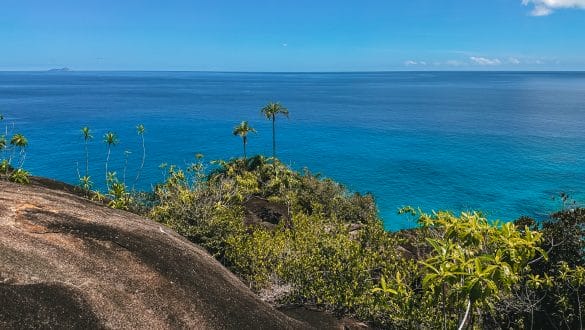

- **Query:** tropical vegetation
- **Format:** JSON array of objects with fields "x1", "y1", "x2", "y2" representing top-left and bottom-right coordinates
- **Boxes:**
[
  {"x1": 1, "y1": 105, "x2": 583, "y2": 329},
  {"x1": 0, "y1": 114, "x2": 30, "y2": 184},
  {"x1": 145, "y1": 155, "x2": 583, "y2": 329}
]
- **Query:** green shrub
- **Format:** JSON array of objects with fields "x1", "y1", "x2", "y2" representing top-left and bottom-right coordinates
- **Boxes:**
[
  {"x1": 9, "y1": 168, "x2": 30, "y2": 184},
  {"x1": 146, "y1": 157, "x2": 582, "y2": 329}
]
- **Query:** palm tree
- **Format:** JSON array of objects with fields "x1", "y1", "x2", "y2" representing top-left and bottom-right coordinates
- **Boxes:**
[
  {"x1": 81, "y1": 126, "x2": 93, "y2": 178},
  {"x1": 10, "y1": 133, "x2": 28, "y2": 169},
  {"x1": 134, "y1": 124, "x2": 146, "y2": 188},
  {"x1": 232, "y1": 121, "x2": 256, "y2": 161},
  {"x1": 103, "y1": 131, "x2": 118, "y2": 187},
  {"x1": 260, "y1": 102, "x2": 289, "y2": 161}
]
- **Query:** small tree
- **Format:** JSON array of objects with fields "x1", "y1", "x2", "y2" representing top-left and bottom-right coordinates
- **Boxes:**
[
  {"x1": 81, "y1": 126, "x2": 93, "y2": 178},
  {"x1": 134, "y1": 124, "x2": 146, "y2": 189},
  {"x1": 103, "y1": 131, "x2": 118, "y2": 188},
  {"x1": 10, "y1": 133, "x2": 28, "y2": 169},
  {"x1": 232, "y1": 121, "x2": 256, "y2": 161}
]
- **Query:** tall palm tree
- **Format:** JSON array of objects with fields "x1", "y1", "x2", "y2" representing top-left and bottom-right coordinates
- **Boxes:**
[
  {"x1": 10, "y1": 133, "x2": 28, "y2": 169},
  {"x1": 81, "y1": 126, "x2": 93, "y2": 178},
  {"x1": 260, "y1": 102, "x2": 289, "y2": 161},
  {"x1": 232, "y1": 121, "x2": 256, "y2": 161},
  {"x1": 103, "y1": 131, "x2": 118, "y2": 186},
  {"x1": 134, "y1": 124, "x2": 146, "y2": 188}
]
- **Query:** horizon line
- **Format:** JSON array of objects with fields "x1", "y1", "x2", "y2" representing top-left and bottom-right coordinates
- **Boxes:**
[{"x1": 1, "y1": 69, "x2": 584, "y2": 74}]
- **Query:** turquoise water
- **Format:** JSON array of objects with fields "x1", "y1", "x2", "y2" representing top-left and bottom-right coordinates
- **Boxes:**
[{"x1": 1, "y1": 71, "x2": 584, "y2": 229}]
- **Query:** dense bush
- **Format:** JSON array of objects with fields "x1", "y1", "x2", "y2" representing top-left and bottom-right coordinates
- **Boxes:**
[
  {"x1": 144, "y1": 156, "x2": 582, "y2": 329},
  {"x1": 488, "y1": 208, "x2": 585, "y2": 329},
  {"x1": 149, "y1": 156, "x2": 405, "y2": 323}
]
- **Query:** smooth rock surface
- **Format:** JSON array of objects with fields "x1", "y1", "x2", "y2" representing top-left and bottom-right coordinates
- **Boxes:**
[{"x1": 0, "y1": 179, "x2": 308, "y2": 329}]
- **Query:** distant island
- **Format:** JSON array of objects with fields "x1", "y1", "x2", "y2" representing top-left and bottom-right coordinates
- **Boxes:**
[{"x1": 47, "y1": 67, "x2": 71, "y2": 72}]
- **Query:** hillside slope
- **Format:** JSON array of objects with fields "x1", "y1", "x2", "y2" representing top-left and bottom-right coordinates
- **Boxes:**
[{"x1": 0, "y1": 179, "x2": 308, "y2": 329}]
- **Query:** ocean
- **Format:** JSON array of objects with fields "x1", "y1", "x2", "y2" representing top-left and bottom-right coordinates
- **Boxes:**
[{"x1": 1, "y1": 71, "x2": 584, "y2": 229}]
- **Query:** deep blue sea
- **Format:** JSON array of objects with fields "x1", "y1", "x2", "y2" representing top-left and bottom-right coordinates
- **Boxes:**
[{"x1": 1, "y1": 71, "x2": 584, "y2": 229}]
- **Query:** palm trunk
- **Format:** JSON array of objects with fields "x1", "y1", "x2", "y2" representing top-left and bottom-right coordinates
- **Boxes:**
[
  {"x1": 123, "y1": 153, "x2": 129, "y2": 186},
  {"x1": 243, "y1": 136, "x2": 247, "y2": 161},
  {"x1": 272, "y1": 116, "x2": 276, "y2": 160},
  {"x1": 85, "y1": 141, "x2": 89, "y2": 178},
  {"x1": 105, "y1": 147, "x2": 111, "y2": 188},
  {"x1": 272, "y1": 116, "x2": 277, "y2": 176},
  {"x1": 134, "y1": 135, "x2": 145, "y2": 189},
  {"x1": 19, "y1": 148, "x2": 25, "y2": 169},
  {"x1": 9, "y1": 145, "x2": 15, "y2": 167}
]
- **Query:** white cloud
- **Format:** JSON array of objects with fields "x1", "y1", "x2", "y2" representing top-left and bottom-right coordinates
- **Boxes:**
[
  {"x1": 470, "y1": 56, "x2": 502, "y2": 66},
  {"x1": 522, "y1": 0, "x2": 585, "y2": 16},
  {"x1": 531, "y1": 5, "x2": 554, "y2": 15},
  {"x1": 404, "y1": 60, "x2": 427, "y2": 66},
  {"x1": 508, "y1": 57, "x2": 521, "y2": 64}
]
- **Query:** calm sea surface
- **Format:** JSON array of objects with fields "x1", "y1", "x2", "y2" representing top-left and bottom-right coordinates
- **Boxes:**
[{"x1": 1, "y1": 71, "x2": 584, "y2": 229}]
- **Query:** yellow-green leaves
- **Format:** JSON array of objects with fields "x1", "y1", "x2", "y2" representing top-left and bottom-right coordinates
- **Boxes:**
[{"x1": 409, "y1": 211, "x2": 546, "y2": 328}]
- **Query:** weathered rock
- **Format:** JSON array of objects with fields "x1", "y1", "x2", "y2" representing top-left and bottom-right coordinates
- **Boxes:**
[
  {"x1": 243, "y1": 196, "x2": 290, "y2": 229},
  {"x1": 0, "y1": 179, "x2": 309, "y2": 329}
]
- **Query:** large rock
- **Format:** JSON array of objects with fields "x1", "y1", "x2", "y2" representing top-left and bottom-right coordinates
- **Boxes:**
[{"x1": 0, "y1": 179, "x2": 308, "y2": 329}]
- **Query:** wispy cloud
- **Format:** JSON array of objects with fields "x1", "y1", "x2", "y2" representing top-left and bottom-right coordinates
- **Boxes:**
[
  {"x1": 522, "y1": 0, "x2": 585, "y2": 16},
  {"x1": 469, "y1": 56, "x2": 502, "y2": 66},
  {"x1": 403, "y1": 56, "x2": 546, "y2": 68},
  {"x1": 508, "y1": 57, "x2": 521, "y2": 64},
  {"x1": 404, "y1": 60, "x2": 426, "y2": 66}
]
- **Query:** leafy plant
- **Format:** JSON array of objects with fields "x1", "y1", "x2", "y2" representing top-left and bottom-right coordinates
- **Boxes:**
[
  {"x1": 10, "y1": 133, "x2": 28, "y2": 169},
  {"x1": 9, "y1": 168, "x2": 30, "y2": 184},
  {"x1": 79, "y1": 175, "x2": 93, "y2": 192},
  {"x1": 106, "y1": 171, "x2": 132, "y2": 210}
]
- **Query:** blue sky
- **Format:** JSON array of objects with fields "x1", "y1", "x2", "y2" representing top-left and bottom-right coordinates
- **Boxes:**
[{"x1": 1, "y1": 0, "x2": 584, "y2": 71}]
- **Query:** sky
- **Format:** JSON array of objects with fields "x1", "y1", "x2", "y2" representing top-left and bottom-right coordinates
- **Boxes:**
[{"x1": 1, "y1": 0, "x2": 584, "y2": 71}]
